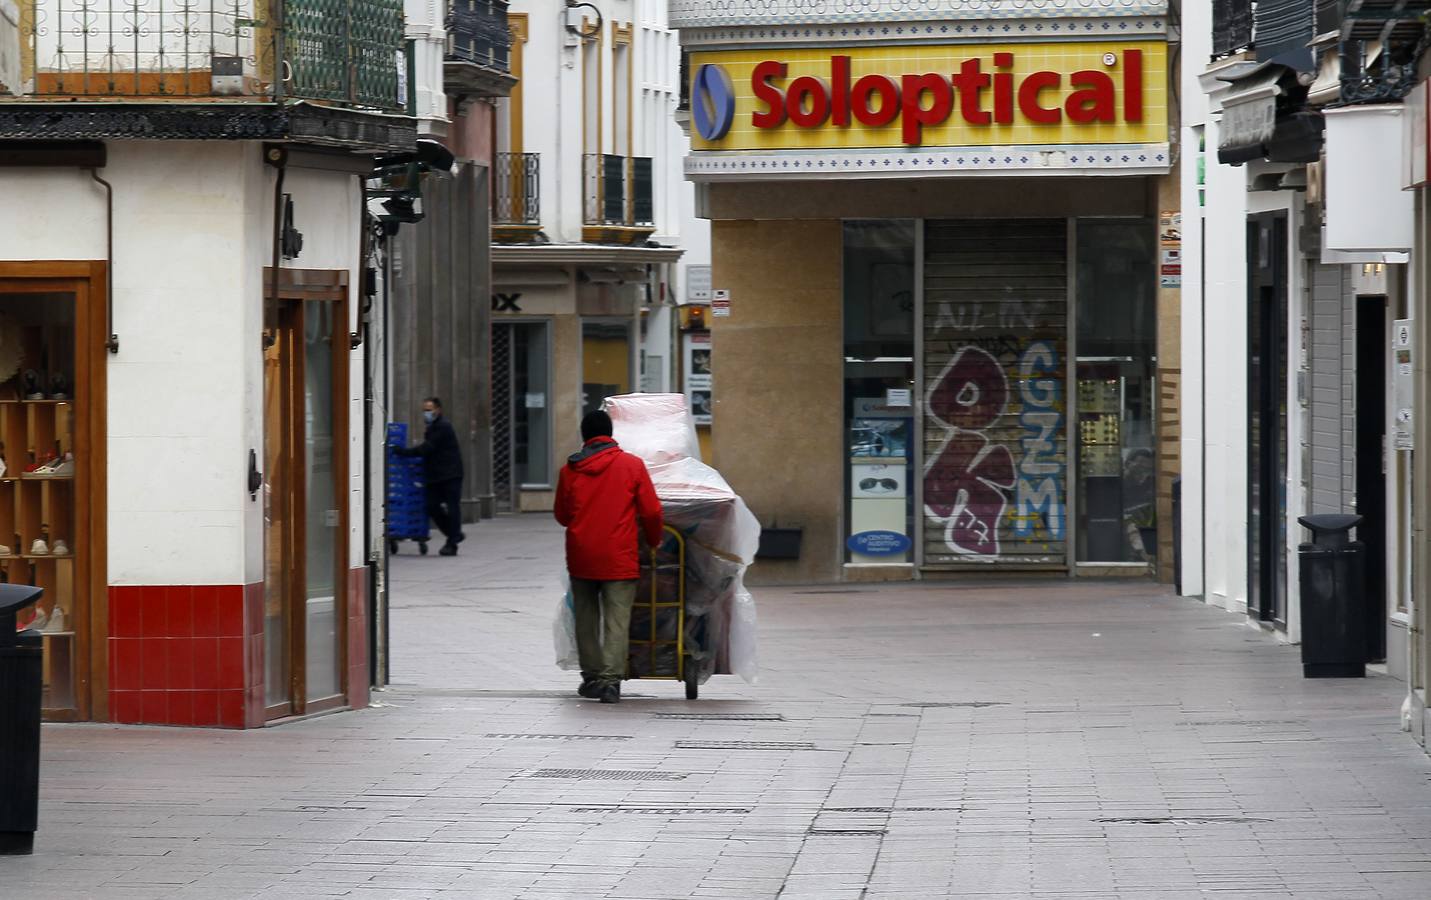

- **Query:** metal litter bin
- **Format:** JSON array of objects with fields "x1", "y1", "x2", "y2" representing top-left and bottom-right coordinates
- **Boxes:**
[
  {"x1": 1297, "y1": 514, "x2": 1365, "y2": 678},
  {"x1": 0, "y1": 584, "x2": 45, "y2": 855}
]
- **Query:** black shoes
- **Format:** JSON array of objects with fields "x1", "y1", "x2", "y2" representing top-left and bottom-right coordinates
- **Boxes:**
[
  {"x1": 577, "y1": 679, "x2": 599, "y2": 699},
  {"x1": 599, "y1": 683, "x2": 621, "y2": 704},
  {"x1": 439, "y1": 543, "x2": 457, "y2": 556}
]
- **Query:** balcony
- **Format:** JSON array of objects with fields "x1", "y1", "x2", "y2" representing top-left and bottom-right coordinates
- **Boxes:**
[
  {"x1": 2, "y1": 0, "x2": 404, "y2": 106},
  {"x1": 582, "y1": 153, "x2": 653, "y2": 243},
  {"x1": 445, "y1": 0, "x2": 515, "y2": 98},
  {"x1": 1212, "y1": 0, "x2": 1254, "y2": 59},
  {"x1": 492, "y1": 151, "x2": 539, "y2": 242}
]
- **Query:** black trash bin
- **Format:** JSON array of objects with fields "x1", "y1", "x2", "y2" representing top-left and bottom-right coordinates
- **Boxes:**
[
  {"x1": 0, "y1": 584, "x2": 45, "y2": 855},
  {"x1": 1297, "y1": 514, "x2": 1365, "y2": 678}
]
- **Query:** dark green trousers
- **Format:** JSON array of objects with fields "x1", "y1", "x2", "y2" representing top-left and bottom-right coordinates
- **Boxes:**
[{"x1": 571, "y1": 578, "x2": 637, "y2": 687}]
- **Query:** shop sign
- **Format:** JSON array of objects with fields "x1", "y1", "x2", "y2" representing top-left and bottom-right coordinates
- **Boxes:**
[
  {"x1": 690, "y1": 41, "x2": 1167, "y2": 152},
  {"x1": 1394, "y1": 318, "x2": 1414, "y2": 451},
  {"x1": 686, "y1": 264, "x2": 712, "y2": 303},
  {"x1": 711, "y1": 289, "x2": 731, "y2": 317},
  {"x1": 847, "y1": 530, "x2": 913, "y2": 557}
]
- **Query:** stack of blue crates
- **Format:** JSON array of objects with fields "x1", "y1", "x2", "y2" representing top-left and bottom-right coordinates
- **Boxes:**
[{"x1": 385, "y1": 422, "x2": 428, "y2": 542}]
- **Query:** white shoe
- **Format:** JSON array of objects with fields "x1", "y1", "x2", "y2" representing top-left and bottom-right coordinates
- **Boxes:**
[
  {"x1": 0, "y1": 458, "x2": 6, "y2": 478},
  {"x1": 0, "y1": 544, "x2": 9, "y2": 558},
  {"x1": 52, "y1": 540, "x2": 69, "y2": 556},
  {"x1": 28, "y1": 608, "x2": 48, "y2": 630},
  {"x1": 29, "y1": 539, "x2": 48, "y2": 556},
  {"x1": 34, "y1": 454, "x2": 73, "y2": 478},
  {"x1": 43, "y1": 607, "x2": 66, "y2": 633}
]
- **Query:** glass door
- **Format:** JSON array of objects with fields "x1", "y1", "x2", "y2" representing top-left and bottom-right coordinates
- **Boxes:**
[{"x1": 264, "y1": 289, "x2": 348, "y2": 718}]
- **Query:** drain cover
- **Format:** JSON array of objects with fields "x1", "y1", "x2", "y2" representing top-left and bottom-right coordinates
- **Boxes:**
[
  {"x1": 423, "y1": 689, "x2": 654, "y2": 699},
  {"x1": 899, "y1": 701, "x2": 1007, "y2": 709},
  {"x1": 808, "y1": 828, "x2": 887, "y2": 836},
  {"x1": 570, "y1": 806, "x2": 751, "y2": 815},
  {"x1": 1179, "y1": 719, "x2": 1303, "y2": 727},
  {"x1": 824, "y1": 806, "x2": 958, "y2": 813},
  {"x1": 674, "y1": 740, "x2": 816, "y2": 751},
  {"x1": 654, "y1": 712, "x2": 785, "y2": 721},
  {"x1": 515, "y1": 768, "x2": 687, "y2": 782},
  {"x1": 1097, "y1": 816, "x2": 1272, "y2": 825},
  {"x1": 485, "y1": 733, "x2": 632, "y2": 741}
]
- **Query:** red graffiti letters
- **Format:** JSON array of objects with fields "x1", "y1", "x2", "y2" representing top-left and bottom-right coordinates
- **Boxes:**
[{"x1": 924, "y1": 348, "x2": 1015, "y2": 558}]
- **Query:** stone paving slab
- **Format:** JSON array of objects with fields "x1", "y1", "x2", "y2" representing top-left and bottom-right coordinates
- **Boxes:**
[{"x1": 2, "y1": 514, "x2": 1431, "y2": 898}]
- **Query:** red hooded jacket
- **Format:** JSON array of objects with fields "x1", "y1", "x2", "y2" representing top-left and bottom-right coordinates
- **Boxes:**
[{"x1": 554, "y1": 438, "x2": 664, "y2": 581}]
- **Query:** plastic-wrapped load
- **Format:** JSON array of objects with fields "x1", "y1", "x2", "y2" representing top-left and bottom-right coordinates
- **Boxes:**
[{"x1": 553, "y1": 393, "x2": 759, "y2": 684}]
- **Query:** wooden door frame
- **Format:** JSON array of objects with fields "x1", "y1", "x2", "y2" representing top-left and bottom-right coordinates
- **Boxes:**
[
  {"x1": 0, "y1": 261, "x2": 108, "y2": 723},
  {"x1": 263, "y1": 268, "x2": 350, "y2": 719}
]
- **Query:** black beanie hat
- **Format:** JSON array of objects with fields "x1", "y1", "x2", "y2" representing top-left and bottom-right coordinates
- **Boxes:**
[{"x1": 581, "y1": 410, "x2": 614, "y2": 442}]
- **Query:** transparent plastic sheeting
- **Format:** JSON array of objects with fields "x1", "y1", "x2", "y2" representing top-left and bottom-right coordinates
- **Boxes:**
[{"x1": 554, "y1": 393, "x2": 760, "y2": 684}]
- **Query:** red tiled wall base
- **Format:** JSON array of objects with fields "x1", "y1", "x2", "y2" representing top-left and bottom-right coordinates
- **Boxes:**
[
  {"x1": 108, "y1": 584, "x2": 263, "y2": 729},
  {"x1": 109, "y1": 572, "x2": 369, "y2": 728}
]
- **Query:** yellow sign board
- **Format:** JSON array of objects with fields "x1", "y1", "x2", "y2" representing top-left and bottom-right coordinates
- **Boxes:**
[{"x1": 689, "y1": 41, "x2": 1168, "y2": 152}]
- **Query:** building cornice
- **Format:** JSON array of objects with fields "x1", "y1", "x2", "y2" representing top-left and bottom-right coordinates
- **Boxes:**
[
  {"x1": 492, "y1": 243, "x2": 685, "y2": 265},
  {"x1": 0, "y1": 101, "x2": 418, "y2": 151},
  {"x1": 669, "y1": 0, "x2": 1169, "y2": 31}
]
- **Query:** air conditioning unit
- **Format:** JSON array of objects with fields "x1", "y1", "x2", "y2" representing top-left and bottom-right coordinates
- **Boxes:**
[{"x1": 210, "y1": 55, "x2": 254, "y2": 96}]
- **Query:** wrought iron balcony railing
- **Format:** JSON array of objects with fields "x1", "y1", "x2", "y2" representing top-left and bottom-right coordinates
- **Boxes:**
[
  {"x1": 1338, "y1": 0, "x2": 1431, "y2": 105},
  {"x1": 494, "y1": 151, "x2": 538, "y2": 226},
  {"x1": 583, "y1": 153, "x2": 654, "y2": 228},
  {"x1": 5, "y1": 0, "x2": 405, "y2": 109},
  {"x1": 1212, "y1": 0, "x2": 1254, "y2": 59},
  {"x1": 447, "y1": 0, "x2": 509, "y2": 73}
]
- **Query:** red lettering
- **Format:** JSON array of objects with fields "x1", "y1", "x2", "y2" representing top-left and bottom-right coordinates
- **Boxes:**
[
  {"x1": 852, "y1": 74, "x2": 901, "y2": 127},
  {"x1": 831, "y1": 55, "x2": 851, "y2": 126},
  {"x1": 1065, "y1": 70, "x2": 1116, "y2": 123},
  {"x1": 1124, "y1": 49, "x2": 1143, "y2": 121},
  {"x1": 1016, "y1": 71, "x2": 1062, "y2": 124},
  {"x1": 786, "y1": 76, "x2": 831, "y2": 127},
  {"x1": 951, "y1": 58, "x2": 991, "y2": 126},
  {"x1": 900, "y1": 73, "x2": 953, "y2": 145},
  {"x1": 992, "y1": 52, "x2": 1015, "y2": 124},
  {"x1": 751, "y1": 60, "x2": 787, "y2": 128}
]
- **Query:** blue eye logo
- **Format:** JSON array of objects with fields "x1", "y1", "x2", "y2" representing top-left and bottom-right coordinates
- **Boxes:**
[{"x1": 692, "y1": 64, "x2": 736, "y2": 142}]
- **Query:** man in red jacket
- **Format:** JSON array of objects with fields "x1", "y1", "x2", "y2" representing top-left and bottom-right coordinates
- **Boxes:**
[{"x1": 555, "y1": 410, "x2": 664, "y2": 703}]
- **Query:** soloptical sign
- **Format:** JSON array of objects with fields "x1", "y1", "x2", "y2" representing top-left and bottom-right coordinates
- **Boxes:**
[{"x1": 689, "y1": 41, "x2": 1167, "y2": 152}]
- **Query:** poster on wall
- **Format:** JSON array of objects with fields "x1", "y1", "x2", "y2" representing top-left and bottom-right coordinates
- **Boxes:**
[
  {"x1": 684, "y1": 332, "x2": 712, "y2": 425},
  {"x1": 849, "y1": 397, "x2": 913, "y2": 563},
  {"x1": 1394, "y1": 318, "x2": 1414, "y2": 450}
]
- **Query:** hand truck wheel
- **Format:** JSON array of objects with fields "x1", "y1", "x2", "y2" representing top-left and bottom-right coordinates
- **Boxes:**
[
  {"x1": 419, "y1": 541, "x2": 429, "y2": 556},
  {"x1": 684, "y1": 659, "x2": 698, "y2": 700},
  {"x1": 387, "y1": 540, "x2": 398, "y2": 555}
]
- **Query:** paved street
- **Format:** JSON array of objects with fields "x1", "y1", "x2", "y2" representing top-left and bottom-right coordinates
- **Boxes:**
[{"x1": 5, "y1": 514, "x2": 1431, "y2": 899}]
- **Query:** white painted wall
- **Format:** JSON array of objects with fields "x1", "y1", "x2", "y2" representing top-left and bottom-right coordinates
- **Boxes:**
[
  {"x1": 1178, "y1": 0, "x2": 1208, "y2": 601},
  {"x1": 0, "y1": 143, "x2": 367, "y2": 588}
]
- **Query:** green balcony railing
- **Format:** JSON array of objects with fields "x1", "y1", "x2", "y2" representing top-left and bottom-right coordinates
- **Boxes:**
[{"x1": 11, "y1": 0, "x2": 406, "y2": 110}]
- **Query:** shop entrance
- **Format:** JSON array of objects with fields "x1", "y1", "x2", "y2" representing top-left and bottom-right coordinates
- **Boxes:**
[
  {"x1": 0, "y1": 262, "x2": 107, "y2": 721},
  {"x1": 491, "y1": 320, "x2": 553, "y2": 512},
  {"x1": 1246, "y1": 214, "x2": 1289, "y2": 625},
  {"x1": 263, "y1": 271, "x2": 349, "y2": 720},
  {"x1": 1356, "y1": 295, "x2": 1388, "y2": 662}
]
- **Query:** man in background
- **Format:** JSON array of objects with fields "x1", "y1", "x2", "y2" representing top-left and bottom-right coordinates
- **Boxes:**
[{"x1": 396, "y1": 396, "x2": 465, "y2": 556}]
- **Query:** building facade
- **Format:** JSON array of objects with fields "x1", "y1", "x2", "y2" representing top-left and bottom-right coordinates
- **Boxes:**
[
  {"x1": 488, "y1": 0, "x2": 703, "y2": 512},
  {"x1": 672, "y1": 0, "x2": 1181, "y2": 585},
  {"x1": 0, "y1": 2, "x2": 419, "y2": 726},
  {"x1": 1182, "y1": 0, "x2": 1431, "y2": 751}
]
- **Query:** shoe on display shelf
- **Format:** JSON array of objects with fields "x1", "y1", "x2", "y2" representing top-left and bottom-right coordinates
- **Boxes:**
[
  {"x1": 0, "y1": 544, "x2": 9, "y2": 557},
  {"x1": 29, "y1": 539, "x2": 48, "y2": 556},
  {"x1": 0, "y1": 457, "x2": 6, "y2": 479},
  {"x1": 52, "y1": 540, "x2": 70, "y2": 556},
  {"x1": 33, "y1": 454, "x2": 74, "y2": 478},
  {"x1": 22, "y1": 370, "x2": 43, "y2": 401},
  {"x1": 43, "y1": 607, "x2": 66, "y2": 633}
]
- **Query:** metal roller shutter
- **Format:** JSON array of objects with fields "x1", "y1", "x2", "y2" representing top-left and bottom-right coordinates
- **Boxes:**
[{"x1": 923, "y1": 219, "x2": 1069, "y2": 569}]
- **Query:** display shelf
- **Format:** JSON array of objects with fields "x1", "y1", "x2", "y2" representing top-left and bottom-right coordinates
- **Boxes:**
[
  {"x1": 20, "y1": 553, "x2": 74, "y2": 560},
  {"x1": 20, "y1": 473, "x2": 74, "y2": 481}
]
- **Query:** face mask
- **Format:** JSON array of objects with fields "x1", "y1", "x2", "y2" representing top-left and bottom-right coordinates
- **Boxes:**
[{"x1": 423, "y1": 411, "x2": 436, "y2": 424}]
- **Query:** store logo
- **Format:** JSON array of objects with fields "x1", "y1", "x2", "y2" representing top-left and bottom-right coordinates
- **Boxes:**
[
  {"x1": 692, "y1": 64, "x2": 736, "y2": 142},
  {"x1": 750, "y1": 49, "x2": 1144, "y2": 146}
]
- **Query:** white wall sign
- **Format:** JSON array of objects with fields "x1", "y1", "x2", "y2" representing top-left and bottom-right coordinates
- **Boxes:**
[
  {"x1": 711, "y1": 289, "x2": 730, "y2": 317},
  {"x1": 687, "y1": 265, "x2": 712, "y2": 303}
]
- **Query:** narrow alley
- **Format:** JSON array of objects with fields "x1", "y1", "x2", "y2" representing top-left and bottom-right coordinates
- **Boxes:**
[{"x1": 1, "y1": 515, "x2": 1428, "y2": 898}]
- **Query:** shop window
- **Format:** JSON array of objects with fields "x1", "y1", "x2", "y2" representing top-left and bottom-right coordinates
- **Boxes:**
[
  {"x1": 0, "y1": 292, "x2": 79, "y2": 711},
  {"x1": 582, "y1": 319, "x2": 633, "y2": 417},
  {"x1": 843, "y1": 221, "x2": 916, "y2": 564},
  {"x1": 1075, "y1": 220, "x2": 1157, "y2": 563}
]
